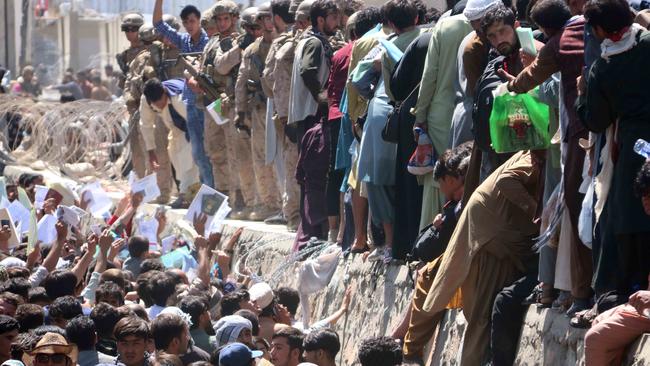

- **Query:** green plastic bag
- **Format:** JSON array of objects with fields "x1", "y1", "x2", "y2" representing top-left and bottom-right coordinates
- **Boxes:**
[{"x1": 489, "y1": 87, "x2": 550, "y2": 153}]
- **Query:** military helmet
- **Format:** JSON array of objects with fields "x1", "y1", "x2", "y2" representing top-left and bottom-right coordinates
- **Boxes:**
[
  {"x1": 295, "y1": 0, "x2": 314, "y2": 21},
  {"x1": 202, "y1": 8, "x2": 218, "y2": 28},
  {"x1": 256, "y1": 2, "x2": 272, "y2": 19},
  {"x1": 138, "y1": 23, "x2": 157, "y2": 42},
  {"x1": 162, "y1": 14, "x2": 181, "y2": 30},
  {"x1": 240, "y1": 7, "x2": 259, "y2": 28},
  {"x1": 212, "y1": 0, "x2": 240, "y2": 17},
  {"x1": 121, "y1": 13, "x2": 144, "y2": 30},
  {"x1": 289, "y1": 0, "x2": 303, "y2": 15}
]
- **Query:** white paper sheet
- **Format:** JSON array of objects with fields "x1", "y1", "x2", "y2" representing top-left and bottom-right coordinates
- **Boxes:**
[
  {"x1": 131, "y1": 173, "x2": 161, "y2": 204},
  {"x1": 160, "y1": 235, "x2": 176, "y2": 254},
  {"x1": 37, "y1": 214, "x2": 58, "y2": 245},
  {"x1": 7, "y1": 200, "x2": 31, "y2": 234},
  {"x1": 136, "y1": 216, "x2": 159, "y2": 244},
  {"x1": 56, "y1": 206, "x2": 81, "y2": 228},
  {"x1": 34, "y1": 185, "x2": 49, "y2": 210},
  {"x1": 184, "y1": 184, "x2": 230, "y2": 236},
  {"x1": 80, "y1": 181, "x2": 113, "y2": 217}
]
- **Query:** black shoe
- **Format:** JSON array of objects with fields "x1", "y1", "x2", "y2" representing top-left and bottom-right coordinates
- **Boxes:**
[
  {"x1": 264, "y1": 212, "x2": 287, "y2": 225},
  {"x1": 169, "y1": 196, "x2": 189, "y2": 209}
]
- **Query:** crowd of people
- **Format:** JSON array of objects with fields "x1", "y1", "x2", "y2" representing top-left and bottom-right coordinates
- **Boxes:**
[
  {"x1": 1, "y1": 0, "x2": 650, "y2": 364},
  {"x1": 5, "y1": 64, "x2": 122, "y2": 102}
]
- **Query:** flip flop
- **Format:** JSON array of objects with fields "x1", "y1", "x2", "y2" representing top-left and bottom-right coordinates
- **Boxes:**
[{"x1": 350, "y1": 246, "x2": 369, "y2": 254}]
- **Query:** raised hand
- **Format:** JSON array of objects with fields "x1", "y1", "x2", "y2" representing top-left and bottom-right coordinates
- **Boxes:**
[
  {"x1": 193, "y1": 212, "x2": 208, "y2": 236},
  {"x1": 98, "y1": 230, "x2": 113, "y2": 256},
  {"x1": 130, "y1": 191, "x2": 144, "y2": 208},
  {"x1": 194, "y1": 236, "x2": 209, "y2": 251},
  {"x1": 55, "y1": 221, "x2": 68, "y2": 242}
]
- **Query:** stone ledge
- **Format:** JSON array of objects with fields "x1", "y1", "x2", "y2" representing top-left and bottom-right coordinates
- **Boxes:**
[{"x1": 5, "y1": 163, "x2": 650, "y2": 365}]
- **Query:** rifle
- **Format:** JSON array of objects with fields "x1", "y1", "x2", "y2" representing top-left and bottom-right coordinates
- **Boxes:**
[
  {"x1": 161, "y1": 52, "x2": 203, "y2": 72},
  {"x1": 247, "y1": 53, "x2": 267, "y2": 104},
  {"x1": 175, "y1": 53, "x2": 222, "y2": 102}
]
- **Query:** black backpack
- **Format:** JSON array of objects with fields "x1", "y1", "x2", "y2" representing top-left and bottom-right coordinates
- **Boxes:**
[
  {"x1": 407, "y1": 201, "x2": 460, "y2": 263},
  {"x1": 472, "y1": 55, "x2": 507, "y2": 152}
]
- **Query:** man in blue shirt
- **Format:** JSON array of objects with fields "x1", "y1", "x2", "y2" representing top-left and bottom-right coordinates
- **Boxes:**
[{"x1": 154, "y1": 0, "x2": 214, "y2": 188}]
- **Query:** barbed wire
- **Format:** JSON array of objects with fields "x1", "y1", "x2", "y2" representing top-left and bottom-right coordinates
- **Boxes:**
[
  {"x1": 0, "y1": 95, "x2": 130, "y2": 182},
  {"x1": 232, "y1": 237, "x2": 336, "y2": 287}
]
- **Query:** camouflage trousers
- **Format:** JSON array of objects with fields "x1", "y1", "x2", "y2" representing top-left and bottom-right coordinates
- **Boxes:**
[
  {"x1": 152, "y1": 118, "x2": 173, "y2": 200},
  {"x1": 251, "y1": 105, "x2": 281, "y2": 210},
  {"x1": 129, "y1": 112, "x2": 147, "y2": 180},
  {"x1": 205, "y1": 109, "x2": 256, "y2": 207},
  {"x1": 274, "y1": 116, "x2": 300, "y2": 223}
]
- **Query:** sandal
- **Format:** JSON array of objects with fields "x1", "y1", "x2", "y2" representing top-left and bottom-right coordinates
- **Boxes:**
[
  {"x1": 350, "y1": 245, "x2": 369, "y2": 254},
  {"x1": 537, "y1": 286, "x2": 557, "y2": 309},
  {"x1": 570, "y1": 307, "x2": 597, "y2": 329}
]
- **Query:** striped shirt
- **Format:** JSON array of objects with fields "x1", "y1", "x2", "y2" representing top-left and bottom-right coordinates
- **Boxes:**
[{"x1": 154, "y1": 20, "x2": 209, "y2": 103}]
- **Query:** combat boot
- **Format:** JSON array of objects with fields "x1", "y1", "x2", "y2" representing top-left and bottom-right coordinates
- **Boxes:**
[{"x1": 249, "y1": 206, "x2": 278, "y2": 222}]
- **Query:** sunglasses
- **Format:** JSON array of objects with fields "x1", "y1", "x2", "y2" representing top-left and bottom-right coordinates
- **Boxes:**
[
  {"x1": 122, "y1": 27, "x2": 139, "y2": 33},
  {"x1": 35, "y1": 354, "x2": 68, "y2": 363}
]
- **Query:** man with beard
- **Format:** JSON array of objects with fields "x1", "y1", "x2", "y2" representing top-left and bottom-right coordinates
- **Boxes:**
[
  {"x1": 288, "y1": 0, "x2": 340, "y2": 249},
  {"x1": 469, "y1": 3, "x2": 527, "y2": 180},
  {"x1": 476, "y1": 5, "x2": 545, "y2": 365}
]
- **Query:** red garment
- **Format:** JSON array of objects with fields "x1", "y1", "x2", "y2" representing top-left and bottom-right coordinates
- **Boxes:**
[
  {"x1": 327, "y1": 42, "x2": 353, "y2": 122},
  {"x1": 585, "y1": 303, "x2": 650, "y2": 365},
  {"x1": 558, "y1": 17, "x2": 587, "y2": 140},
  {"x1": 107, "y1": 214, "x2": 133, "y2": 237}
]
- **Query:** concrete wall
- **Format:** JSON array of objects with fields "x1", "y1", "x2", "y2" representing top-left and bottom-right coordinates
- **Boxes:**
[
  {"x1": 225, "y1": 224, "x2": 650, "y2": 366},
  {"x1": 3, "y1": 159, "x2": 647, "y2": 366}
]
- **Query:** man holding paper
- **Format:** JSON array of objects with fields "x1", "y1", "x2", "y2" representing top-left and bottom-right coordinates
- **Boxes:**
[{"x1": 141, "y1": 78, "x2": 200, "y2": 208}]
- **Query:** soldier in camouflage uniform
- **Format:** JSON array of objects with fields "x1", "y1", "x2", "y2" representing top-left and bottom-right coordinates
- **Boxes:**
[
  {"x1": 126, "y1": 23, "x2": 175, "y2": 204},
  {"x1": 197, "y1": 3, "x2": 258, "y2": 219},
  {"x1": 117, "y1": 13, "x2": 148, "y2": 179},
  {"x1": 200, "y1": 3, "x2": 236, "y2": 202},
  {"x1": 235, "y1": 2, "x2": 282, "y2": 222},
  {"x1": 261, "y1": 0, "x2": 313, "y2": 231}
]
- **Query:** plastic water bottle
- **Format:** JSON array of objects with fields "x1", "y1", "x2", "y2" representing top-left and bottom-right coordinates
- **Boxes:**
[{"x1": 633, "y1": 139, "x2": 650, "y2": 159}]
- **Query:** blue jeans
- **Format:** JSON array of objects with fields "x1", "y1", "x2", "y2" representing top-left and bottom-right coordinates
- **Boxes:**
[{"x1": 185, "y1": 103, "x2": 214, "y2": 188}]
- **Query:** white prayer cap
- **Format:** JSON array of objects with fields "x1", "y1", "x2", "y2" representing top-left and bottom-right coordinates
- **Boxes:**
[
  {"x1": 249, "y1": 282, "x2": 274, "y2": 309},
  {"x1": 463, "y1": 0, "x2": 500, "y2": 21}
]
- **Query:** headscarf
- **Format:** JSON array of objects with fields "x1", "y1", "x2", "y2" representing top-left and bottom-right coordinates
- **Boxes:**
[{"x1": 213, "y1": 315, "x2": 253, "y2": 348}]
